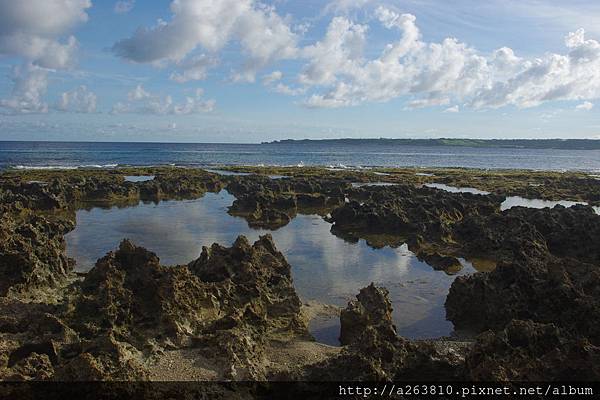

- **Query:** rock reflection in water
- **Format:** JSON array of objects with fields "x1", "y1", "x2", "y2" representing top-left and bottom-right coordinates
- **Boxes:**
[
  {"x1": 124, "y1": 175, "x2": 155, "y2": 182},
  {"x1": 424, "y1": 183, "x2": 490, "y2": 195},
  {"x1": 500, "y1": 196, "x2": 600, "y2": 214},
  {"x1": 425, "y1": 184, "x2": 600, "y2": 215},
  {"x1": 350, "y1": 182, "x2": 398, "y2": 188},
  {"x1": 66, "y1": 190, "x2": 477, "y2": 344}
]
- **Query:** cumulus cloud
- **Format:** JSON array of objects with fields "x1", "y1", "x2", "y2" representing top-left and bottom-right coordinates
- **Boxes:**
[
  {"x1": 0, "y1": 0, "x2": 91, "y2": 114},
  {"x1": 57, "y1": 85, "x2": 97, "y2": 113},
  {"x1": 127, "y1": 84, "x2": 151, "y2": 101},
  {"x1": 114, "y1": 0, "x2": 135, "y2": 14},
  {"x1": 301, "y1": 9, "x2": 485, "y2": 108},
  {"x1": 272, "y1": 83, "x2": 306, "y2": 96},
  {"x1": 110, "y1": 2, "x2": 600, "y2": 110},
  {"x1": 0, "y1": 0, "x2": 91, "y2": 69},
  {"x1": 262, "y1": 70, "x2": 283, "y2": 85},
  {"x1": 299, "y1": 7, "x2": 600, "y2": 110},
  {"x1": 576, "y1": 101, "x2": 594, "y2": 110},
  {"x1": 471, "y1": 28, "x2": 600, "y2": 109},
  {"x1": 112, "y1": 0, "x2": 297, "y2": 82},
  {"x1": 0, "y1": 64, "x2": 49, "y2": 114},
  {"x1": 408, "y1": 97, "x2": 450, "y2": 109},
  {"x1": 444, "y1": 105, "x2": 459, "y2": 113},
  {"x1": 112, "y1": 86, "x2": 215, "y2": 115},
  {"x1": 299, "y1": 17, "x2": 367, "y2": 86},
  {"x1": 170, "y1": 54, "x2": 219, "y2": 83},
  {"x1": 261, "y1": 71, "x2": 305, "y2": 95}
]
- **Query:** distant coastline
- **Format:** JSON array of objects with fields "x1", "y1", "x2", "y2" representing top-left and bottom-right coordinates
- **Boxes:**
[{"x1": 263, "y1": 138, "x2": 600, "y2": 150}]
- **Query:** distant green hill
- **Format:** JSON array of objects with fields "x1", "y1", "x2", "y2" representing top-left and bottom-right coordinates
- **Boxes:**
[{"x1": 263, "y1": 138, "x2": 600, "y2": 150}]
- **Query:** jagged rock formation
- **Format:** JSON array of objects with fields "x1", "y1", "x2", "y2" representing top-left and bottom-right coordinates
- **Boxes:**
[
  {"x1": 331, "y1": 184, "x2": 502, "y2": 255},
  {"x1": 0, "y1": 235, "x2": 308, "y2": 381},
  {"x1": 0, "y1": 168, "x2": 224, "y2": 297},
  {"x1": 446, "y1": 206, "x2": 600, "y2": 344},
  {"x1": 300, "y1": 284, "x2": 467, "y2": 381},
  {"x1": 0, "y1": 210, "x2": 74, "y2": 298},
  {"x1": 466, "y1": 320, "x2": 600, "y2": 381},
  {"x1": 226, "y1": 176, "x2": 347, "y2": 229},
  {"x1": 339, "y1": 284, "x2": 396, "y2": 345}
]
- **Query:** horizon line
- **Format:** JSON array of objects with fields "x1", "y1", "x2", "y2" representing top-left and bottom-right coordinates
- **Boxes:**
[{"x1": 2, "y1": 137, "x2": 600, "y2": 145}]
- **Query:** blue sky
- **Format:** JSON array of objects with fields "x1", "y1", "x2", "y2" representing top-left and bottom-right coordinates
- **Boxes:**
[{"x1": 1, "y1": 0, "x2": 600, "y2": 142}]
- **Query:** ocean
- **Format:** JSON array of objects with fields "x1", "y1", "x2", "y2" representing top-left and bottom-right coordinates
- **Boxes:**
[{"x1": 2, "y1": 140, "x2": 600, "y2": 171}]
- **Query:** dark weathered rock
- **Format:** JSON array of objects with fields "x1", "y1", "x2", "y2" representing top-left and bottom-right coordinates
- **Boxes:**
[
  {"x1": 339, "y1": 284, "x2": 396, "y2": 346},
  {"x1": 416, "y1": 251, "x2": 463, "y2": 273},
  {"x1": 466, "y1": 320, "x2": 600, "y2": 381},
  {"x1": 330, "y1": 184, "x2": 502, "y2": 252},
  {"x1": 226, "y1": 175, "x2": 348, "y2": 229},
  {"x1": 70, "y1": 239, "x2": 219, "y2": 346},
  {"x1": 0, "y1": 210, "x2": 74, "y2": 297},
  {"x1": 300, "y1": 285, "x2": 467, "y2": 381},
  {"x1": 0, "y1": 229, "x2": 308, "y2": 381},
  {"x1": 446, "y1": 254, "x2": 600, "y2": 344}
]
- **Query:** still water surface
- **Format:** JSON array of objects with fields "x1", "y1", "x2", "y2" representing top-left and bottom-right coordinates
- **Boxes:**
[
  {"x1": 66, "y1": 191, "x2": 480, "y2": 345},
  {"x1": 425, "y1": 183, "x2": 600, "y2": 214}
]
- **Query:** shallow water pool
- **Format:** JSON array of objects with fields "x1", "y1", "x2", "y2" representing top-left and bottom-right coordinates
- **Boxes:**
[
  {"x1": 426, "y1": 183, "x2": 600, "y2": 214},
  {"x1": 65, "y1": 190, "x2": 480, "y2": 345},
  {"x1": 424, "y1": 183, "x2": 490, "y2": 195},
  {"x1": 124, "y1": 175, "x2": 155, "y2": 182}
]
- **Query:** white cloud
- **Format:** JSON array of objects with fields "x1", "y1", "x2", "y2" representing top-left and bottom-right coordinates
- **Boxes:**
[
  {"x1": 0, "y1": 0, "x2": 91, "y2": 69},
  {"x1": 0, "y1": 64, "x2": 49, "y2": 114},
  {"x1": 169, "y1": 54, "x2": 218, "y2": 83},
  {"x1": 304, "y1": 82, "x2": 361, "y2": 108},
  {"x1": 0, "y1": 1, "x2": 91, "y2": 115},
  {"x1": 108, "y1": 2, "x2": 600, "y2": 110},
  {"x1": 262, "y1": 70, "x2": 305, "y2": 96},
  {"x1": 127, "y1": 84, "x2": 151, "y2": 101},
  {"x1": 114, "y1": 0, "x2": 135, "y2": 14},
  {"x1": 112, "y1": 0, "x2": 297, "y2": 82},
  {"x1": 444, "y1": 105, "x2": 459, "y2": 113},
  {"x1": 471, "y1": 28, "x2": 600, "y2": 109},
  {"x1": 408, "y1": 97, "x2": 450, "y2": 109},
  {"x1": 576, "y1": 101, "x2": 594, "y2": 110},
  {"x1": 301, "y1": 9, "x2": 485, "y2": 108},
  {"x1": 112, "y1": 86, "x2": 215, "y2": 115},
  {"x1": 273, "y1": 83, "x2": 306, "y2": 96},
  {"x1": 299, "y1": 17, "x2": 368, "y2": 86},
  {"x1": 262, "y1": 70, "x2": 283, "y2": 85},
  {"x1": 57, "y1": 85, "x2": 97, "y2": 113},
  {"x1": 298, "y1": 7, "x2": 600, "y2": 110}
]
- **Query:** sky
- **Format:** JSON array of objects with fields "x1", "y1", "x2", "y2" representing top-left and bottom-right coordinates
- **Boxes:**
[{"x1": 1, "y1": 0, "x2": 600, "y2": 143}]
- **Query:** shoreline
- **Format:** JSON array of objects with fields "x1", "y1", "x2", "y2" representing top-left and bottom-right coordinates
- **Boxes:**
[{"x1": 4, "y1": 162, "x2": 600, "y2": 174}]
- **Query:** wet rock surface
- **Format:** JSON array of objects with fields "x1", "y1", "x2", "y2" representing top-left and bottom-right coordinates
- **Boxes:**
[{"x1": 1, "y1": 165, "x2": 600, "y2": 383}]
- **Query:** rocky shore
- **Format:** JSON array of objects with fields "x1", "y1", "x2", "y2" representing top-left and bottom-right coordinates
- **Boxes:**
[{"x1": 1, "y1": 165, "x2": 599, "y2": 388}]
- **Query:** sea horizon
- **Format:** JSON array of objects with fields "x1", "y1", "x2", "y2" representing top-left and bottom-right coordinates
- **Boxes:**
[
  {"x1": 2, "y1": 137, "x2": 600, "y2": 144},
  {"x1": 3, "y1": 140, "x2": 600, "y2": 172}
]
